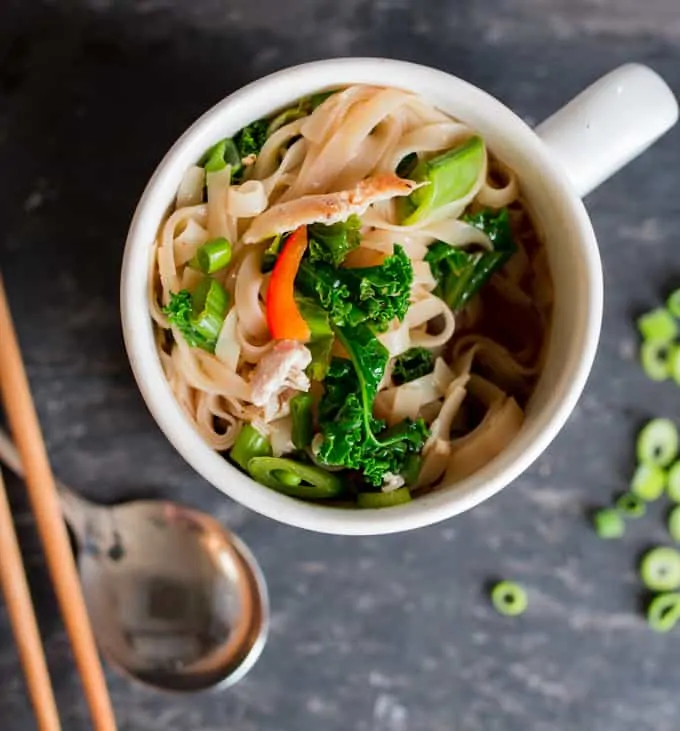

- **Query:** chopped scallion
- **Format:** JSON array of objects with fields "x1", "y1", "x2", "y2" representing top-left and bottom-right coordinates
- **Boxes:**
[
  {"x1": 631, "y1": 463, "x2": 666, "y2": 502},
  {"x1": 615, "y1": 491, "x2": 646, "y2": 518},
  {"x1": 668, "y1": 506, "x2": 680, "y2": 543},
  {"x1": 592, "y1": 508, "x2": 625, "y2": 538},
  {"x1": 190, "y1": 277, "x2": 230, "y2": 345},
  {"x1": 357, "y1": 487, "x2": 412, "y2": 508},
  {"x1": 191, "y1": 237, "x2": 232, "y2": 274},
  {"x1": 637, "y1": 308, "x2": 677, "y2": 342},
  {"x1": 668, "y1": 345, "x2": 680, "y2": 386},
  {"x1": 647, "y1": 592, "x2": 680, "y2": 632},
  {"x1": 640, "y1": 340, "x2": 670, "y2": 381},
  {"x1": 490, "y1": 581, "x2": 528, "y2": 616},
  {"x1": 247, "y1": 457, "x2": 344, "y2": 499},
  {"x1": 230, "y1": 424, "x2": 272, "y2": 471},
  {"x1": 637, "y1": 418, "x2": 679, "y2": 468},
  {"x1": 667, "y1": 461, "x2": 680, "y2": 502},
  {"x1": 667, "y1": 288, "x2": 680, "y2": 319},
  {"x1": 640, "y1": 547, "x2": 680, "y2": 592}
]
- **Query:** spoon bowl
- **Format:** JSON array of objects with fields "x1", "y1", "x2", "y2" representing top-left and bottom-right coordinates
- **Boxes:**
[{"x1": 0, "y1": 430, "x2": 268, "y2": 692}]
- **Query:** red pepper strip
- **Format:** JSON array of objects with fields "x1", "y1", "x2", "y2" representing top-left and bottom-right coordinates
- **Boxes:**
[{"x1": 266, "y1": 226, "x2": 311, "y2": 341}]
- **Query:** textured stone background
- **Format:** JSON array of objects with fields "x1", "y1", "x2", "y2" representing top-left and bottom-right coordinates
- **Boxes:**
[{"x1": 1, "y1": 1, "x2": 680, "y2": 729}]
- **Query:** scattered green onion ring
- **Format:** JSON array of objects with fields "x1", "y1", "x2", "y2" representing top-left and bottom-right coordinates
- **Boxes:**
[
  {"x1": 592, "y1": 508, "x2": 625, "y2": 538},
  {"x1": 490, "y1": 581, "x2": 528, "y2": 616},
  {"x1": 357, "y1": 487, "x2": 412, "y2": 508},
  {"x1": 637, "y1": 308, "x2": 677, "y2": 342},
  {"x1": 668, "y1": 345, "x2": 680, "y2": 386},
  {"x1": 667, "y1": 288, "x2": 680, "y2": 319},
  {"x1": 247, "y1": 456, "x2": 343, "y2": 499},
  {"x1": 640, "y1": 340, "x2": 670, "y2": 381},
  {"x1": 230, "y1": 424, "x2": 272, "y2": 471},
  {"x1": 631, "y1": 463, "x2": 666, "y2": 501},
  {"x1": 191, "y1": 237, "x2": 232, "y2": 274},
  {"x1": 668, "y1": 506, "x2": 680, "y2": 543},
  {"x1": 667, "y1": 461, "x2": 680, "y2": 502},
  {"x1": 640, "y1": 547, "x2": 680, "y2": 592},
  {"x1": 647, "y1": 592, "x2": 680, "y2": 632},
  {"x1": 615, "y1": 492, "x2": 646, "y2": 518},
  {"x1": 637, "y1": 418, "x2": 679, "y2": 468},
  {"x1": 190, "y1": 276, "x2": 230, "y2": 345}
]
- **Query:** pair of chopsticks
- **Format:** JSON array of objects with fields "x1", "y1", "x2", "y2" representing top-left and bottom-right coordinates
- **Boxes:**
[{"x1": 0, "y1": 275, "x2": 117, "y2": 730}]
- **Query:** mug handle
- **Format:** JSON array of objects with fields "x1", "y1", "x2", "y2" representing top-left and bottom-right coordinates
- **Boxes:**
[{"x1": 535, "y1": 63, "x2": 678, "y2": 198}]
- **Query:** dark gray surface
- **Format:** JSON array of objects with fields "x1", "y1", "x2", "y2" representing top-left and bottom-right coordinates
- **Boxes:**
[{"x1": 1, "y1": 1, "x2": 680, "y2": 729}]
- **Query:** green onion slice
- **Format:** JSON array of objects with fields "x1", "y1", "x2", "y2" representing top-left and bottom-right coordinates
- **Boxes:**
[
  {"x1": 615, "y1": 492, "x2": 646, "y2": 518},
  {"x1": 631, "y1": 463, "x2": 666, "y2": 501},
  {"x1": 640, "y1": 340, "x2": 670, "y2": 382},
  {"x1": 647, "y1": 592, "x2": 680, "y2": 632},
  {"x1": 203, "y1": 138, "x2": 241, "y2": 174},
  {"x1": 357, "y1": 487, "x2": 412, "y2": 509},
  {"x1": 637, "y1": 308, "x2": 677, "y2": 342},
  {"x1": 637, "y1": 418, "x2": 679, "y2": 468},
  {"x1": 640, "y1": 547, "x2": 680, "y2": 592},
  {"x1": 668, "y1": 506, "x2": 680, "y2": 543},
  {"x1": 290, "y1": 393, "x2": 314, "y2": 450},
  {"x1": 667, "y1": 461, "x2": 680, "y2": 502},
  {"x1": 667, "y1": 288, "x2": 680, "y2": 319},
  {"x1": 231, "y1": 424, "x2": 272, "y2": 471},
  {"x1": 247, "y1": 456, "x2": 344, "y2": 499},
  {"x1": 490, "y1": 581, "x2": 528, "y2": 616},
  {"x1": 191, "y1": 237, "x2": 232, "y2": 274},
  {"x1": 190, "y1": 276, "x2": 229, "y2": 344},
  {"x1": 592, "y1": 508, "x2": 625, "y2": 538},
  {"x1": 668, "y1": 345, "x2": 680, "y2": 386}
]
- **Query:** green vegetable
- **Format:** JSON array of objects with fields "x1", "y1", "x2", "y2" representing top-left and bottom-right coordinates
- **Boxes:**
[
  {"x1": 668, "y1": 506, "x2": 680, "y2": 542},
  {"x1": 637, "y1": 308, "x2": 677, "y2": 342},
  {"x1": 667, "y1": 289, "x2": 680, "y2": 319},
  {"x1": 247, "y1": 456, "x2": 344, "y2": 499},
  {"x1": 402, "y1": 454, "x2": 422, "y2": 486},
  {"x1": 490, "y1": 581, "x2": 528, "y2": 616},
  {"x1": 231, "y1": 424, "x2": 272, "y2": 471},
  {"x1": 392, "y1": 347, "x2": 435, "y2": 385},
  {"x1": 296, "y1": 296, "x2": 334, "y2": 380},
  {"x1": 592, "y1": 508, "x2": 625, "y2": 538},
  {"x1": 668, "y1": 345, "x2": 680, "y2": 385},
  {"x1": 308, "y1": 215, "x2": 361, "y2": 268},
  {"x1": 640, "y1": 547, "x2": 680, "y2": 591},
  {"x1": 297, "y1": 245, "x2": 413, "y2": 333},
  {"x1": 637, "y1": 418, "x2": 679, "y2": 468},
  {"x1": 163, "y1": 279, "x2": 229, "y2": 352},
  {"x1": 202, "y1": 138, "x2": 241, "y2": 174},
  {"x1": 233, "y1": 119, "x2": 269, "y2": 160},
  {"x1": 615, "y1": 491, "x2": 646, "y2": 518},
  {"x1": 631, "y1": 463, "x2": 666, "y2": 501},
  {"x1": 400, "y1": 136, "x2": 485, "y2": 225},
  {"x1": 357, "y1": 487, "x2": 412, "y2": 508},
  {"x1": 290, "y1": 393, "x2": 314, "y2": 450},
  {"x1": 667, "y1": 461, "x2": 680, "y2": 502},
  {"x1": 262, "y1": 234, "x2": 283, "y2": 273},
  {"x1": 191, "y1": 237, "x2": 232, "y2": 274},
  {"x1": 425, "y1": 208, "x2": 516, "y2": 311},
  {"x1": 647, "y1": 592, "x2": 680, "y2": 632},
  {"x1": 315, "y1": 325, "x2": 428, "y2": 486},
  {"x1": 641, "y1": 340, "x2": 670, "y2": 381},
  {"x1": 266, "y1": 90, "x2": 337, "y2": 135}
]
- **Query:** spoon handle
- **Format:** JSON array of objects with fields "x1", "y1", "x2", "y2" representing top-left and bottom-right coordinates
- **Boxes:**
[{"x1": 0, "y1": 427, "x2": 98, "y2": 540}]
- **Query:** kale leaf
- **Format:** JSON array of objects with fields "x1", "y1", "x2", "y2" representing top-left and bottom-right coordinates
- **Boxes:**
[
  {"x1": 425, "y1": 207, "x2": 516, "y2": 311},
  {"x1": 297, "y1": 244, "x2": 413, "y2": 332},
  {"x1": 308, "y1": 215, "x2": 361, "y2": 268},
  {"x1": 392, "y1": 347, "x2": 435, "y2": 385},
  {"x1": 163, "y1": 290, "x2": 214, "y2": 352}
]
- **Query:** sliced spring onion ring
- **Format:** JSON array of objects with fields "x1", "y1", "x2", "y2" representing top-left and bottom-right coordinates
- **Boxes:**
[
  {"x1": 640, "y1": 340, "x2": 670, "y2": 381},
  {"x1": 631, "y1": 463, "x2": 666, "y2": 501},
  {"x1": 357, "y1": 487, "x2": 412, "y2": 508},
  {"x1": 637, "y1": 418, "x2": 679, "y2": 468},
  {"x1": 615, "y1": 492, "x2": 646, "y2": 518},
  {"x1": 490, "y1": 581, "x2": 528, "y2": 616},
  {"x1": 667, "y1": 288, "x2": 680, "y2": 319},
  {"x1": 637, "y1": 308, "x2": 677, "y2": 342},
  {"x1": 231, "y1": 424, "x2": 272, "y2": 471},
  {"x1": 667, "y1": 461, "x2": 680, "y2": 502},
  {"x1": 640, "y1": 547, "x2": 680, "y2": 592},
  {"x1": 668, "y1": 345, "x2": 680, "y2": 386},
  {"x1": 592, "y1": 508, "x2": 625, "y2": 539},
  {"x1": 191, "y1": 276, "x2": 230, "y2": 344},
  {"x1": 192, "y1": 237, "x2": 232, "y2": 274},
  {"x1": 290, "y1": 393, "x2": 314, "y2": 450},
  {"x1": 247, "y1": 456, "x2": 344, "y2": 499},
  {"x1": 668, "y1": 506, "x2": 680, "y2": 543},
  {"x1": 647, "y1": 592, "x2": 680, "y2": 632}
]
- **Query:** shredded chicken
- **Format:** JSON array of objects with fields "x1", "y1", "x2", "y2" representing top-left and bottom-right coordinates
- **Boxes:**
[
  {"x1": 250, "y1": 340, "x2": 312, "y2": 422},
  {"x1": 243, "y1": 173, "x2": 421, "y2": 243},
  {"x1": 382, "y1": 472, "x2": 406, "y2": 492}
]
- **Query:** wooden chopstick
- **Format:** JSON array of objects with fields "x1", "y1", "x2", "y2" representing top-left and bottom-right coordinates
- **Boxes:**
[
  {"x1": 0, "y1": 275, "x2": 117, "y2": 731},
  {"x1": 0, "y1": 466, "x2": 61, "y2": 730}
]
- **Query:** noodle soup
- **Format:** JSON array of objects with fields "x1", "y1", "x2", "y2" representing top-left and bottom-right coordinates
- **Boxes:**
[{"x1": 149, "y1": 86, "x2": 553, "y2": 508}]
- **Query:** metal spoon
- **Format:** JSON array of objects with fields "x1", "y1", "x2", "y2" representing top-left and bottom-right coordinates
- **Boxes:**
[{"x1": 0, "y1": 429, "x2": 268, "y2": 692}]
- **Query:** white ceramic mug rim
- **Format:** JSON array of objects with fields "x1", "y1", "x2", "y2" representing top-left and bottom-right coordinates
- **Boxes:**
[{"x1": 120, "y1": 57, "x2": 603, "y2": 535}]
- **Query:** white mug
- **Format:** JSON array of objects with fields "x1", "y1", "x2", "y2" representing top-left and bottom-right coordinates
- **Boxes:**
[{"x1": 121, "y1": 59, "x2": 678, "y2": 535}]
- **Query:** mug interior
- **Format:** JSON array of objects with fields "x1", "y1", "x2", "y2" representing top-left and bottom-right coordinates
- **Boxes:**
[{"x1": 121, "y1": 58, "x2": 603, "y2": 535}]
